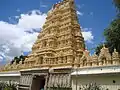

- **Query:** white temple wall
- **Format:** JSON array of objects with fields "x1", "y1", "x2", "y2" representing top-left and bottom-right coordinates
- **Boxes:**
[
  {"x1": 0, "y1": 76, "x2": 20, "y2": 83},
  {"x1": 72, "y1": 74, "x2": 120, "y2": 90},
  {"x1": 0, "y1": 71, "x2": 20, "y2": 83}
]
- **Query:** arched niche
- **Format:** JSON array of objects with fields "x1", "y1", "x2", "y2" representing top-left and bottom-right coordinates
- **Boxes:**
[
  {"x1": 39, "y1": 56, "x2": 43, "y2": 64},
  {"x1": 43, "y1": 41, "x2": 47, "y2": 47}
]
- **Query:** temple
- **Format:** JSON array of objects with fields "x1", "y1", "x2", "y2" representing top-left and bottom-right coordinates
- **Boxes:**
[{"x1": 1, "y1": 0, "x2": 120, "y2": 90}]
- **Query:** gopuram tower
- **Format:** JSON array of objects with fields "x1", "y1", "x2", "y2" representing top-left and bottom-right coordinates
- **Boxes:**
[
  {"x1": 19, "y1": 0, "x2": 85, "y2": 89},
  {"x1": 2, "y1": 0, "x2": 85, "y2": 90},
  {"x1": 1, "y1": 0, "x2": 120, "y2": 90},
  {"x1": 24, "y1": 0, "x2": 85, "y2": 68}
]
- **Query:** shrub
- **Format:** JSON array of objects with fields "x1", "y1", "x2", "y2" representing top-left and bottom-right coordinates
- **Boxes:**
[
  {"x1": 79, "y1": 83, "x2": 104, "y2": 90},
  {"x1": 0, "y1": 81, "x2": 17, "y2": 90}
]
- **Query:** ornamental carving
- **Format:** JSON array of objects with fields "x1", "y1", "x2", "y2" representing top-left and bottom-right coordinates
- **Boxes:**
[
  {"x1": 78, "y1": 46, "x2": 120, "y2": 67},
  {"x1": 1, "y1": 0, "x2": 120, "y2": 72}
]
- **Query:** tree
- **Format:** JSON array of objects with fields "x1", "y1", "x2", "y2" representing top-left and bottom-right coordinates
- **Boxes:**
[
  {"x1": 113, "y1": 0, "x2": 120, "y2": 18},
  {"x1": 79, "y1": 83, "x2": 104, "y2": 90},
  {"x1": 19, "y1": 55, "x2": 25, "y2": 64},
  {"x1": 10, "y1": 55, "x2": 26, "y2": 65},
  {"x1": 95, "y1": 44, "x2": 103, "y2": 55},
  {"x1": 113, "y1": 0, "x2": 120, "y2": 11},
  {"x1": 95, "y1": 0, "x2": 120, "y2": 55},
  {"x1": 103, "y1": 0, "x2": 120, "y2": 54},
  {"x1": 0, "y1": 81, "x2": 17, "y2": 90},
  {"x1": 19, "y1": 55, "x2": 25, "y2": 61},
  {"x1": 104, "y1": 18, "x2": 120, "y2": 54},
  {"x1": 14, "y1": 56, "x2": 20, "y2": 64},
  {"x1": 95, "y1": 43, "x2": 108, "y2": 55},
  {"x1": 10, "y1": 60, "x2": 15, "y2": 65}
]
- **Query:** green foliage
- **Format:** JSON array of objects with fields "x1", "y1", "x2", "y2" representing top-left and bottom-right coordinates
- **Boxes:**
[
  {"x1": 14, "y1": 56, "x2": 20, "y2": 64},
  {"x1": 10, "y1": 60, "x2": 14, "y2": 65},
  {"x1": 5, "y1": 81, "x2": 17, "y2": 90},
  {"x1": 79, "y1": 83, "x2": 104, "y2": 90},
  {"x1": 113, "y1": 0, "x2": 120, "y2": 12},
  {"x1": 0, "y1": 82, "x2": 6, "y2": 89},
  {"x1": 10, "y1": 55, "x2": 26, "y2": 65},
  {"x1": 95, "y1": 44, "x2": 103, "y2": 55},
  {"x1": 47, "y1": 83, "x2": 72, "y2": 90},
  {"x1": 19, "y1": 55, "x2": 25, "y2": 64},
  {"x1": 95, "y1": 43, "x2": 109, "y2": 55},
  {"x1": 0, "y1": 81, "x2": 17, "y2": 90},
  {"x1": 95, "y1": 1, "x2": 120, "y2": 55},
  {"x1": 104, "y1": 19, "x2": 120, "y2": 53}
]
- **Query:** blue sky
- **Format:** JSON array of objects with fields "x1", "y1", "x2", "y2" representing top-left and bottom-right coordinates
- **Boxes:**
[{"x1": 0, "y1": 0, "x2": 116, "y2": 65}]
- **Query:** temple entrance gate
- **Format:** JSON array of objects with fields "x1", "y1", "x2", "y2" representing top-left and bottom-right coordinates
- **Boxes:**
[
  {"x1": 31, "y1": 75, "x2": 45, "y2": 90},
  {"x1": 19, "y1": 68, "x2": 72, "y2": 90},
  {"x1": 18, "y1": 69, "x2": 48, "y2": 90}
]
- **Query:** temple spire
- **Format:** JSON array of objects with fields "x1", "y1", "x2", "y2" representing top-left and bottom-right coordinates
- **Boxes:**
[
  {"x1": 24, "y1": 0, "x2": 85, "y2": 68},
  {"x1": 2, "y1": 0, "x2": 85, "y2": 70}
]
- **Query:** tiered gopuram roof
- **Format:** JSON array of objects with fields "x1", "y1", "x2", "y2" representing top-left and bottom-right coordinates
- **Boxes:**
[{"x1": 1, "y1": 0, "x2": 120, "y2": 71}]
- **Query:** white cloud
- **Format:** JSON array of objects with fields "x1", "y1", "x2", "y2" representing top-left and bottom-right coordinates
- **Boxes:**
[
  {"x1": 18, "y1": 10, "x2": 46, "y2": 30},
  {"x1": 77, "y1": 4, "x2": 85, "y2": 9},
  {"x1": 0, "y1": 9, "x2": 94, "y2": 63},
  {"x1": 0, "y1": 10, "x2": 47, "y2": 61},
  {"x1": 81, "y1": 28, "x2": 92, "y2": 31},
  {"x1": 81, "y1": 27, "x2": 94, "y2": 43},
  {"x1": 41, "y1": 5, "x2": 48, "y2": 8},
  {"x1": 82, "y1": 31, "x2": 94, "y2": 43},
  {"x1": 0, "y1": 56, "x2": 3, "y2": 62},
  {"x1": 15, "y1": 16, "x2": 20, "y2": 19},
  {"x1": 90, "y1": 12, "x2": 93, "y2": 16},
  {"x1": 77, "y1": 11, "x2": 84, "y2": 16},
  {"x1": 16, "y1": 9, "x2": 20, "y2": 12}
]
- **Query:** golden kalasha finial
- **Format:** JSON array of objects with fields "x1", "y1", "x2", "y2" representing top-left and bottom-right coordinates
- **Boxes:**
[
  {"x1": 114, "y1": 48, "x2": 117, "y2": 52},
  {"x1": 103, "y1": 43, "x2": 106, "y2": 48}
]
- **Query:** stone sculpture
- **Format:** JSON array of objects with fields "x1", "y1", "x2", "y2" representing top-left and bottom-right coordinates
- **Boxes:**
[{"x1": 1, "y1": 0, "x2": 120, "y2": 71}]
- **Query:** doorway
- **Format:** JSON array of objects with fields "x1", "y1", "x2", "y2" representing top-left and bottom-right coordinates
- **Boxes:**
[{"x1": 31, "y1": 75, "x2": 45, "y2": 90}]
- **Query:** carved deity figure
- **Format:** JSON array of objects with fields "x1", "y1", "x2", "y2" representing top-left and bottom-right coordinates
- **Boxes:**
[
  {"x1": 35, "y1": 56, "x2": 41, "y2": 65},
  {"x1": 112, "y1": 49, "x2": 119, "y2": 58},
  {"x1": 11, "y1": 60, "x2": 17, "y2": 69},
  {"x1": 43, "y1": 55, "x2": 48, "y2": 64},
  {"x1": 112, "y1": 49, "x2": 120, "y2": 65},
  {"x1": 80, "y1": 54, "x2": 86, "y2": 67},
  {"x1": 59, "y1": 50, "x2": 63, "y2": 56},
  {"x1": 4, "y1": 63, "x2": 10, "y2": 70},
  {"x1": 18, "y1": 61, "x2": 23, "y2": 69},
  {"x1": 84, "y1": 50, "x2": 92, "y2": 61},
  {"x1": 81, "y1": 50, "x2": 92, "y2": 67},
  {"x1": 98, "y1": 44, "x2": 112, "y2": 66},
  {"x1": 92, "y1": 54, "x2": 98, "y2": 61},
  {"x1": 92, "y1": 53, "x2": 98, "y2": 66},
  {"x1": 74, "y1": 55, "x2": 80, "y2": 67}
]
